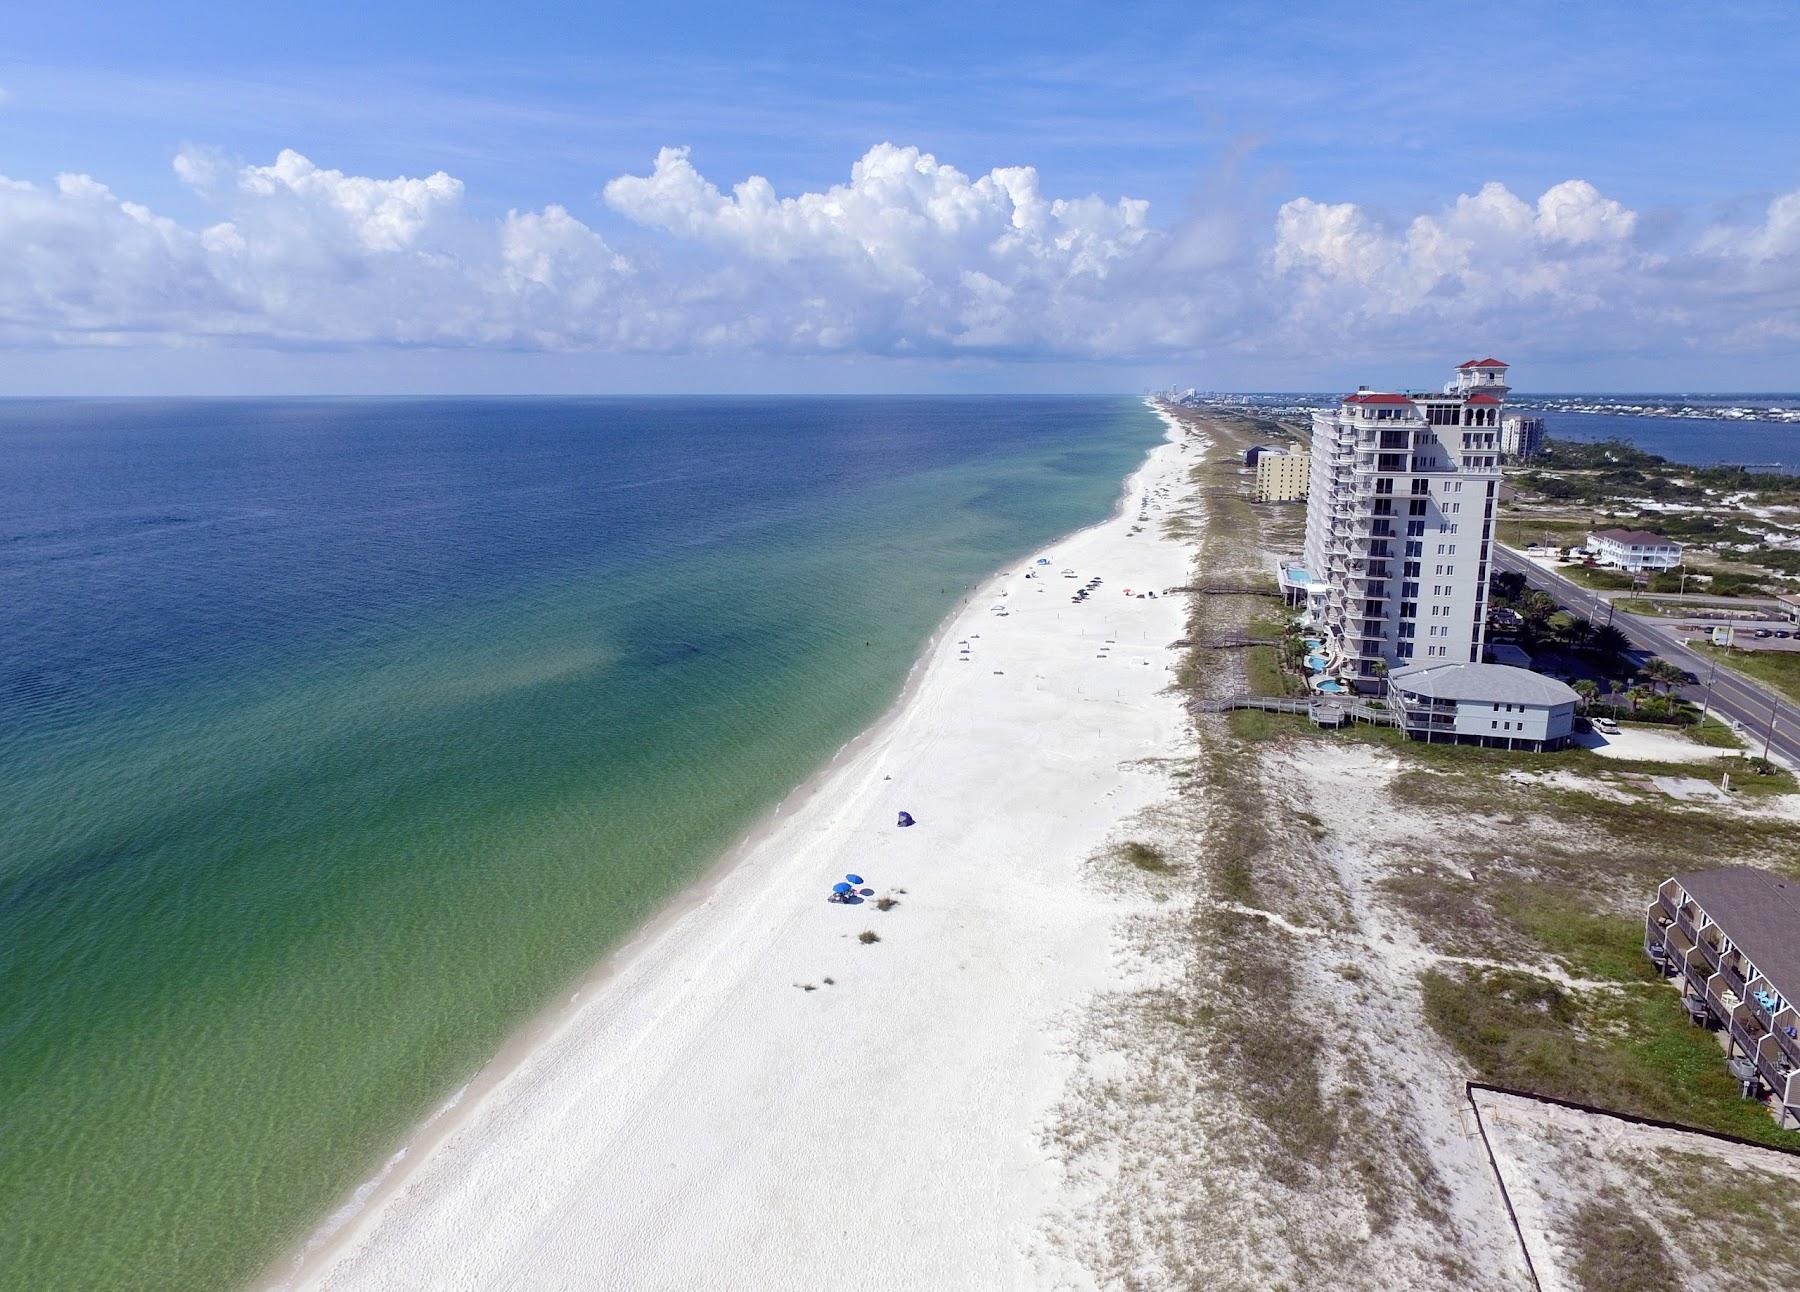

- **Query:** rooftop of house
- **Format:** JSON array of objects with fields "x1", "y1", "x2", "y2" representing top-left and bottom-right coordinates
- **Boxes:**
[
  {"x1": 1590, "y1": 527, "x2": 1680, "y2": 547},
  {"x1": 1389, "y1": 661, "x2": 1580, "y2": 706},
  {"x1": 1672, "y1": 866, "x2": 1800, "y2": 1003},
  {"x1": 1457, "y1": 357, "x2": 1509, "y2": 369}
]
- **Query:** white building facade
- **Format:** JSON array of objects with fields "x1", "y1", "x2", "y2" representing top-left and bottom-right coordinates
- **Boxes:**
[
  {"x1": 1302, "y1": 358, "x2": 1507, "y2": 691},
  {"x1": 1499, "y1": 413, "x2": 1545, "y2": 460},
  {"x1": 1587, "y1": 527, "x2": 1683, "y2": 572}
]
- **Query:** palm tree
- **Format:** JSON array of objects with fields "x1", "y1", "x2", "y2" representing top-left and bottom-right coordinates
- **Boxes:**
[
  {"x1": 1639, "y1": 657, "x2": 1688, "y2": 695},
  {"x1": 1590, "y1": 623, "x2": 1631, "y2": 663},
  {"x1": 1518, "y1": 590, "x2": 1558, "y2": 629},
  {"x1": 1555, "y1": 616, "x2": 1596, "y2": 651},
  {"x1": 1572, "y1": 679, "x2": 1600, "y2": 712}
]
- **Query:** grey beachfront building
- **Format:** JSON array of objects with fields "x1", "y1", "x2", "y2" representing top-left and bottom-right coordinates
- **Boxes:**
[
  {"x1": 1387, "y1": 661, "x2": 1579, "y2": 750},
  {"x1": 1647, "y1": 866, "x2": 1800, "y2": 1129}
]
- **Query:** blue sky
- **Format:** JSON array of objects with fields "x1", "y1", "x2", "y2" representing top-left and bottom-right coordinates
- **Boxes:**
[{"x1": 4, "y1": 1, "x2": 1798, "y2": 392}]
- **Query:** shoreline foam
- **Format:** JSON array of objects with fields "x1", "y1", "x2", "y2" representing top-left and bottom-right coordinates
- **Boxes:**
[{"x1": 273, "y1": 403, "x2": 1198, "y2": 1290}]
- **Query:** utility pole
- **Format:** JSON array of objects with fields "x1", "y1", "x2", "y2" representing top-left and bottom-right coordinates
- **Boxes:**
[
  {"x1": 1764, "y1": 697, "x2": 1781, "y2": 765},
  {"x1": 1698, "y1": 655, "x2": 1720, "y2": 726}
]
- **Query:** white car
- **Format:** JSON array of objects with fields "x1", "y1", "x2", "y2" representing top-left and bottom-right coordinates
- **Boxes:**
[{"x1": 1593, "y1": 717, "x2": 1620, "y2": 736}]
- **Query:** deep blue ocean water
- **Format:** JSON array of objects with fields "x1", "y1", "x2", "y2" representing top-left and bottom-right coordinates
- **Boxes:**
[{"x1": 0, "y1": 396, "x2": 1163, "y2": 1289}]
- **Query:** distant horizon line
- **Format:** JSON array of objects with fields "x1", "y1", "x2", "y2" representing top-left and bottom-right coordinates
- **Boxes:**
[{"x1": 4, "y1": 390, "x2": 1799, "y2": 401}]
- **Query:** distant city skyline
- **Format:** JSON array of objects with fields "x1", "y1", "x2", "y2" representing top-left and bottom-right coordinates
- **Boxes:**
[{"x1": 4, "y1": 1, "x2": 1798, "y2": 394}]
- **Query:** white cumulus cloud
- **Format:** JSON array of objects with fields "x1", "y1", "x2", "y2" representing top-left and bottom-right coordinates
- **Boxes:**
[
  {"x1": 1, "y1": 143, "x2": 1798, "y2": 368},
  {"x1": 600, "y1": 143, "x2": 1158, "y2": 354}
]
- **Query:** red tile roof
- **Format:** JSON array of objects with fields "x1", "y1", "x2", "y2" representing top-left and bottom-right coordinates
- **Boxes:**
[
  {"x1": 1466, "y1": 393, "x2": 1501, "y2": 405},
  {"x1": 1457, "y1": 357, "x2": 1508, "y2": 369},
  {"x1": 1342, "y1": 392, "x2": 1415, "y2": 406}
]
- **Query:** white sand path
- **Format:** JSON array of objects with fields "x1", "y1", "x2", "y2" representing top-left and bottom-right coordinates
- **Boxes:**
[{"x1": 280, "y1": 419, "x2": 1198, "y2": 1291}]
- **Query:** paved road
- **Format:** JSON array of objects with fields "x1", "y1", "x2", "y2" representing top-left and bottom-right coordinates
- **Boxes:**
[{"x1": 1494, "y1": 545, "x2": 1800, "y2": 768}]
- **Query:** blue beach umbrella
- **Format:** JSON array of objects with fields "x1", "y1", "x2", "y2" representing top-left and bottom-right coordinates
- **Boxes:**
[
  {"x1": 832, "y1": 882, "x2": 853, "y2": 894},
  {"x1": 845, "y1": 873, "x2": 864, "y2": 885}
]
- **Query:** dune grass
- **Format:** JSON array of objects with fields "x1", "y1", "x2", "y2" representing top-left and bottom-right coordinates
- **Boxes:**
[{"x1": 1695, "y1": 641, "x2": 1800, "y2": 709}]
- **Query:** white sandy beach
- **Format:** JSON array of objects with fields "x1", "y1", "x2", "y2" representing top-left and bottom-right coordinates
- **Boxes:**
[{"x1": 282, "y1": 414, "x2": 1198, "y2": 1291}]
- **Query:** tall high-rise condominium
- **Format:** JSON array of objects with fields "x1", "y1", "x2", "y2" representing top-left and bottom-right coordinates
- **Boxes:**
[{"x1": 1302, "y1": 358, "x2": 1507, "y2": 689}]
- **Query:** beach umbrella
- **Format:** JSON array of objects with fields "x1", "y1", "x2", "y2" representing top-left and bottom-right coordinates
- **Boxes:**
[
  {"x1": 832, "y1": 882, "x2": 853, "y2": 894},
  {"x1": 897, "y1": 811, "x2": 916, "y2": 828},
  {"x1": 845, "y1": 873, "x2": 864, "y2": 885}
]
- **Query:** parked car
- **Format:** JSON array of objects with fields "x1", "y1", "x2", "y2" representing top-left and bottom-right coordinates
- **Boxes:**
[
  {"x1": 1755, "y1": 628, "x2": 1774, "y2": 639},
  {"x1": 1777, "y1": 631, "x2": 1794, "y2": 640},
  {"x1": 1594, "y1": 717, "x2": 1621, "y2": 736}
]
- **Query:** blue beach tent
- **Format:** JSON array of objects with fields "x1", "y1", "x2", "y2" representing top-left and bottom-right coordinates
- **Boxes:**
[{"x1": 896, "y1": 811, "x2": 916, "y2": 828}]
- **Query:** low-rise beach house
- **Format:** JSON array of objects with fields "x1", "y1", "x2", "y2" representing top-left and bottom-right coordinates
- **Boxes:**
[
  {"x1": 1388, "y1": 660, "x2": 1577, "y2": 749},
  {"x1": 1647, "y1": 866, "x2": 1800, "y2": 1128},
  {"x1": 1301, "y1": 357, "x2": 1506, "y2": 691},
  {"x1": 1587, "y1": 527, "x2": 1682, "y2": 572}
]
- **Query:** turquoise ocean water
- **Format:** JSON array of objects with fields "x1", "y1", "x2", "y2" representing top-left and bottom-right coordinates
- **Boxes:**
[{"x1": 0, "y1": 396, "x2": 1162, "y2": 1289}]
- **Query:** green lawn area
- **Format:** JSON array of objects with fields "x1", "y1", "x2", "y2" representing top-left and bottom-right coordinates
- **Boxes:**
[
  {"x1": 1226, "y1": 708, "x2": 1312, "y2": 741},
  {"x1": 1694, "y1": 641, "x2": 1800, "y2": 708},
  {"x1": 1497, "y1": 891, "x2": 1662, "y2": 984},
  {"x1": 1686, "y1": 717, "x2": 1745, "y2": 749},
  {"x1": 1616, "y1": 594, "x2": 1764, "y2": 617},
  {"x1": 1422, "y1": 965, "x2": 1800, "y2": 1149},
  {"x1": 1556, "y1": 563, "x2": 1635, "y2": 591},
  {"x1": 1613, "y1": 596, "x2": 1719, "y2": 617},
  {"x1": 1496, "y1": 515, "x2": 1593, "y2": 549}
]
